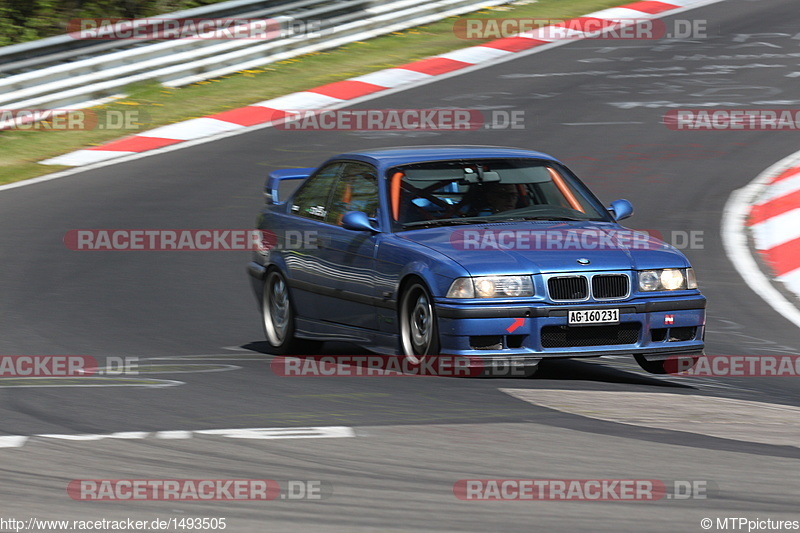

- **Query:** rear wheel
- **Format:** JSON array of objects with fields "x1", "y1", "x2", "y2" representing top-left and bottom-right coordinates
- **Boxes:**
[
  {"x1": 399, "y1": 281, "x2": 440, "y2": 364},
  {"x1": 262, "y1": 270, "x2": 321, "y2": 355}
]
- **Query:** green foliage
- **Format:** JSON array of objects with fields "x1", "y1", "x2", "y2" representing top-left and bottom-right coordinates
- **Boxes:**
[{"x1": 0, "y1": 0, "x2": 231, "y2": 45}]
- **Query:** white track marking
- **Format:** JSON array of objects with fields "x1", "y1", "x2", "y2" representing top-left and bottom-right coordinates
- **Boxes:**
[
  {"x1": 90, "y1": 363, "x2": 243, "y2": 374},
  {"x1": 563, "y1": 121, "x2": 645, "y2": 125},
  {"x1": 254, "y1": 91, "x2": 341, "y2": 110},
  {"x1": 438, "y1": 46, "x2": 513, "y2": 63},
  {"x1": 0, "y1": 377, "x2": 183, "y2": 388},
  {"x1": 155, "y1": 430, "x2": 193, "y2": 439},
  {"x1": 40, "y1": 149, "x2": 135, "y2": 166},
  {"x1": 37, "y1": 432, "x2": 150, "y2": 441},
  {"x1": 351, "y1": 68, "x2": 431, "y2": 88},
  {"x1": 147, "y1": 355, "x2": 272, "y2": 361},
  {"x1": 750, "y1": 208, "x2": 800, "y2": 250},
  {"x1": 779, "y1": 268, "x2": 800, "y2": 295},
  {"x1": 0, "y1": 426, "x2": 355, "y2": 449},
  {"x1": 140, "y1": 117, "x2": 244, "y2": 140},
  {"x1": 590, "y1": 7, "x2": 660, "y2": 20},
  {"x1": 194, "y1": 426, "x2": 355, "y2": 439},
  {"x1": 754, "y1": 172, "x2": 800, "y2": 204},
  {"x1": 0, "y1": 436, "x2": 29, "y2": 448}
]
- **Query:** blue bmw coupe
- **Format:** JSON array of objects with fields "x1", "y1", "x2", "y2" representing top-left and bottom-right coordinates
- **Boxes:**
[{"x1": 247, "y1": 146, "x2": 705, "y2": 375}]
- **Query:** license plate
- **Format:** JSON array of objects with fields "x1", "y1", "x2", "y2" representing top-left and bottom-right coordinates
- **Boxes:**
[{"x1": 568, "y1": 309, "x2": 619, "y2": 325}]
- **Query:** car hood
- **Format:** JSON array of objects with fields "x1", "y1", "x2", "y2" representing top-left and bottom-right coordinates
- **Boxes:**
[{"x1": 398, "y1": 221, "x2": 689, "y2": 276}]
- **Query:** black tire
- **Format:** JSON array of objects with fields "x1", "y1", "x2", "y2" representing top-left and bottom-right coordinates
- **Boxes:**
[
  {"x1": 399, "y1": 281, "x2": 441, "y2": 364},
  {"x1": 634, "y1": 354, "x2": 700, "y2": 374},
  {"x1": 261, "y1": 270, "x2": 321, "y2": 355}
]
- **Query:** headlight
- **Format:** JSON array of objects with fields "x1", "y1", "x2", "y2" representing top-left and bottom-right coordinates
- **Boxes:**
[
  {"x1": 686, "y1": 268, "x2": 697, "y2": 289},
  {"x1": 447, "y1": 276, "x2": 534, "y2": 298},
  {"x1": 638, "y1": 270, "x2": 660, "y2": 291},
  {"x1": 447, "y1": 278, "x2": 475, "y2": 298},
  {"x1": 638, "y1": 269, "x2": 695, "y2": 291},
  {"x1": 660, "y1": 269, "x2": 684, "y2": 290}
]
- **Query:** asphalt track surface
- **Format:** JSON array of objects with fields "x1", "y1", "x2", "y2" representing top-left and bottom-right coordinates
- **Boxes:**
[{"x1": 1, "y1": 0, "x2": 800, "y2": 531}]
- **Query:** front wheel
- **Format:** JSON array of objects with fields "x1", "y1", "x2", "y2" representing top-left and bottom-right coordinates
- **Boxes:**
[
  {"x1": 262, "y1": 270, "x2": 321, "y2": 355},
  {"x1": 399, "y1": 281, "x2": 440, "y2": 364}
]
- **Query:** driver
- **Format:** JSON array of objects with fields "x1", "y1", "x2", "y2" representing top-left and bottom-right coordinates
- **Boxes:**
[{"x1": 483, "y1": 182, "x2": 519, "y2": 213}]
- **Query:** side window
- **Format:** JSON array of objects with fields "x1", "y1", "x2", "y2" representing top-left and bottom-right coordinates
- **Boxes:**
[
  {"x1": 326, "y1": 162, "x2": 379, "y2": 225},
  {"x1": 290, "y1": 163, "x2": 343, "y2": 221}
]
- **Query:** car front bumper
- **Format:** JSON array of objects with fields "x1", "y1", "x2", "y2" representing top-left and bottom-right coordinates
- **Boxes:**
[{"x1": 434, "y1": 295, "x2": 706, "y2": 359}]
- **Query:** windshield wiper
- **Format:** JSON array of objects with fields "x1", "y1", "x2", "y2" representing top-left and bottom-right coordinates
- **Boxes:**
[
  {"x1": 504, "y1": 215, "x2": 592, "y2": 221},
  {"x1": 402, "y1": 217, "x2": 493, "y2": 228}
]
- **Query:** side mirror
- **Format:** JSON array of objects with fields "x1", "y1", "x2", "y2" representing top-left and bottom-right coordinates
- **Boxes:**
[
  {"x1": 608, "y1": 199, "x2": 634, "y2": 221},
  {"x1": 341, "y1": 211, "x2": 378, "y2": 232}
]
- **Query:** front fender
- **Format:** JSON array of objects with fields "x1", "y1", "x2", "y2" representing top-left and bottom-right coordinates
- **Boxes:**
[{"x1": 378, "y1": 235, "x2": 469, "y2": 299}]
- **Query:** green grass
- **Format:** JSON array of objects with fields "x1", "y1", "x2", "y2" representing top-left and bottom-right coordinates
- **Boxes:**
[{"x1": 0, "y1": 0, "x2": 626, "y2": 185}]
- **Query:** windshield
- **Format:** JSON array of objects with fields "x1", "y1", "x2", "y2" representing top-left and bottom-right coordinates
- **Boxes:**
[{"x1": 386, "y1": 158, "x2": 610, "y2": 230}]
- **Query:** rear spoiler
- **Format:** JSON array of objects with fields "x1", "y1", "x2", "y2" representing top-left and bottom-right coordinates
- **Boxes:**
[{"x1": 265, "y1": 168, "x2": 315, "y2": 205}]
